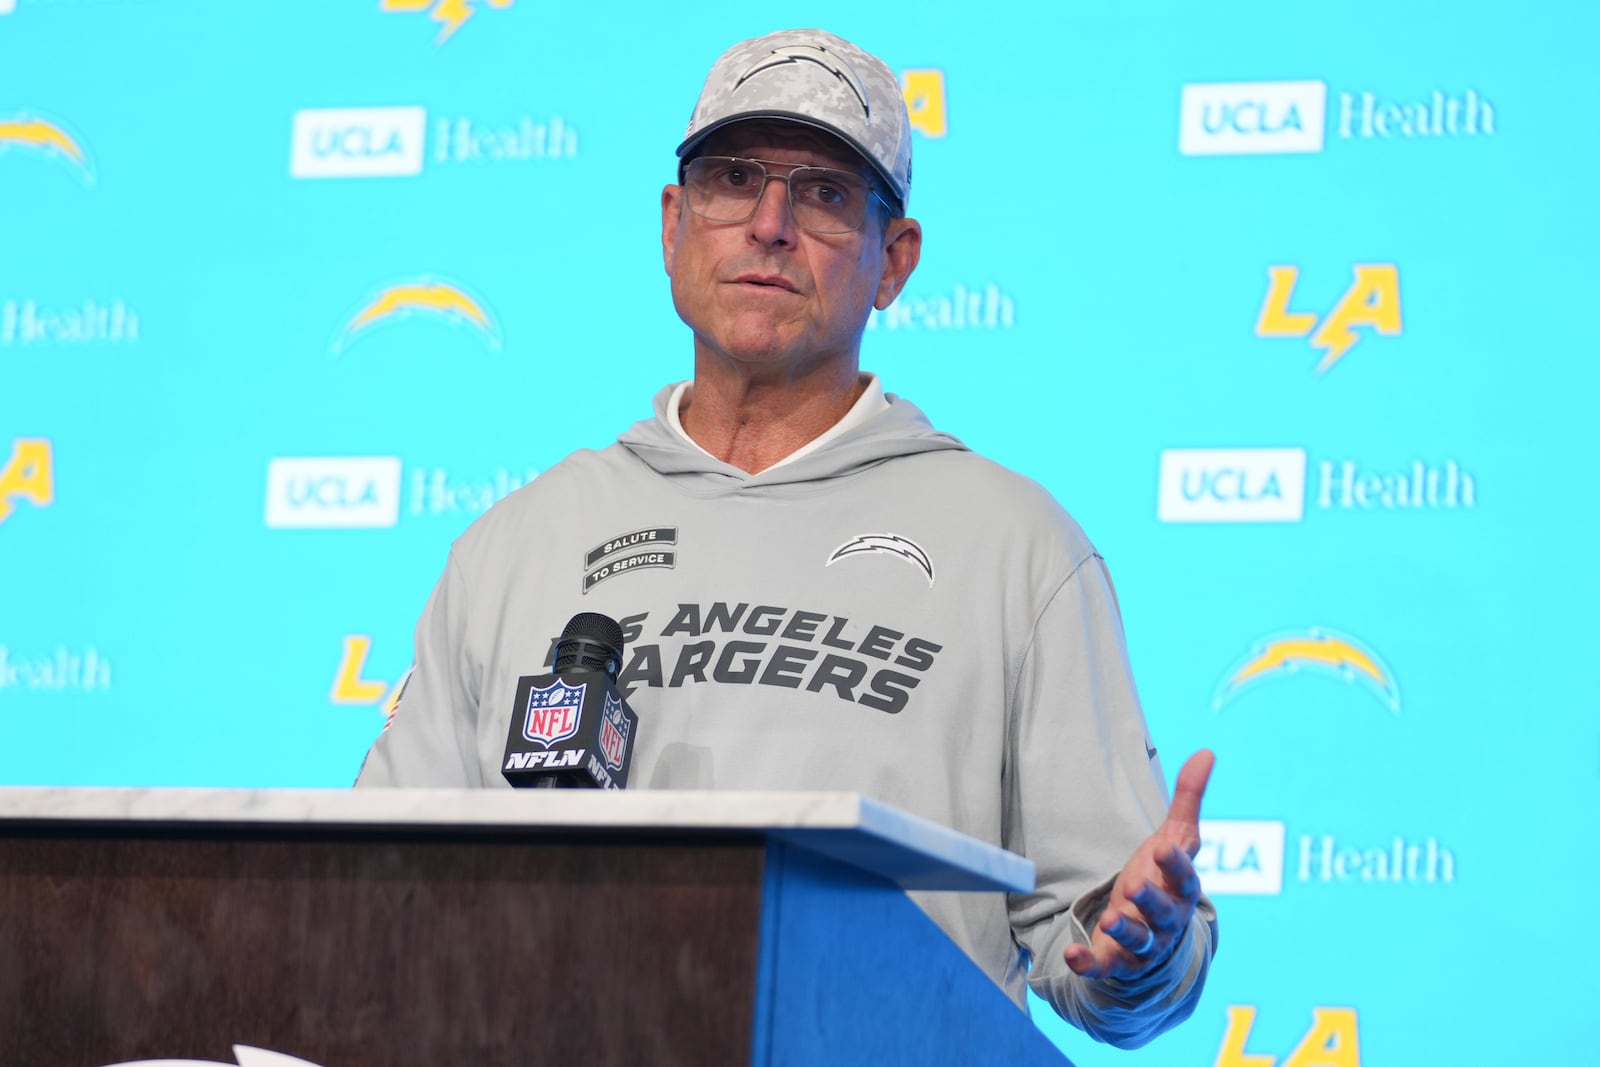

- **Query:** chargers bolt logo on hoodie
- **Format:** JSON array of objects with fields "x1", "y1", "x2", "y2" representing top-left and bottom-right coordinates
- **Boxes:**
[{"x1": 827, "y1": 533, "x2": 935, "y2": 586}]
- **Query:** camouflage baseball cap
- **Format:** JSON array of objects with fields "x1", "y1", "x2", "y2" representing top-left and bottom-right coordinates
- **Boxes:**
[{"x1": 677, "y1": 29, "x2": 912, "y2": 213}]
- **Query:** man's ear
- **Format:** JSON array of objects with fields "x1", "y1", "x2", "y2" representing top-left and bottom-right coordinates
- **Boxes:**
[
  {"x1": 661, "y1": 184, "x2": 682, "y2": 275},
  {"x1": 874, "y1": 217, "x2": 922, "y2": 310}
]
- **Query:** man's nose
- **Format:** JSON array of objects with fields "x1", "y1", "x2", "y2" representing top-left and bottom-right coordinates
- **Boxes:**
[{"x1": 747, "y1": 173, "x2": 797, "y2": 245}]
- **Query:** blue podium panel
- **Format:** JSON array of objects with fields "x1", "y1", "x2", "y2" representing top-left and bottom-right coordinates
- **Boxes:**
[{"x1": 753, "y1": 842, "x2": 1067, "y2": 1067}]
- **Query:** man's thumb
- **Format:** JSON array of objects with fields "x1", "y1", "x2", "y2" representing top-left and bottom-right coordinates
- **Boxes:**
[{"x1": 1164, "y1": 749, "x2": 1216, "y2": 853}]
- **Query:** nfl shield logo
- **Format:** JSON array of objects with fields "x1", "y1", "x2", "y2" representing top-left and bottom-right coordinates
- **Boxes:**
[
  {"x1": 523, "y1": 680, "x2": 586, "y2": 746},
  {"x1": 599, "y1": 691, "x2": 630, "y2": 772}
]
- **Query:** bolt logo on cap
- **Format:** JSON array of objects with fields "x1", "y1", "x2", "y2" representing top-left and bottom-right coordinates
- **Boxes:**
[
  {"x1": 736, "y1": 46, "x2": 872, "y2": 119},
  {"x1": 678, "y1": 30, "x2": 912, "y2": 211}
]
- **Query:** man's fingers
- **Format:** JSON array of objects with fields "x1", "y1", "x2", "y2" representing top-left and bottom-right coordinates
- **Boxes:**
[
  {"x1": 1162, "y1": 749, "x2": 1216, "y2": 854},
  {"x1": 1063, "y1": 941, "x2": 1122, "y2": 979},
  {"x1": 1063, "y1": 921, "x2": 1142, "y2": 979},
  {"x1": 1065, "y1": 898, "x2": 1178, "y2": 979},
  {"x1": 1130, "y1": 879, "x2": 1180, "y2": 931},
  {"x1": 1062, "y1": 943, "x2": 1106, "y2": 978},
  {"x1": 1103, "y1": 913, "x2": 1157, "y2": 957},
  {"x1": 1068, "y1": 761, "x2": 1216, "y2": 984},
  {"x1": 1154, "y1": 846, "x2": 1203, "y2": 903}
]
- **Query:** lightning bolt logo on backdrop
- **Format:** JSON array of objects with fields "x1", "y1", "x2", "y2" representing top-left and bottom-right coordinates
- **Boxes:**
[
  {"x1": 380, "y1": 0, "x2": 512, "y2": 44},
  {"x1": 332, "y1": 277, "x2": 501, "y2": 353},
  {"x1": 1213, "y1": 627, "x2": 1400, "y2": 712},
  {"x1": 827, "y1": 533, "x2": 935, "y2": 587},
  {"x1": 0, "y1": 114, "x2": 94, "y2": 182}
]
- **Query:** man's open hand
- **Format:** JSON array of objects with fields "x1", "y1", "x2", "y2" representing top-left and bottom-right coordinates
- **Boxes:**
[{"x1": 1063, "y1": 749, "x2": 1215, "y2": 981}]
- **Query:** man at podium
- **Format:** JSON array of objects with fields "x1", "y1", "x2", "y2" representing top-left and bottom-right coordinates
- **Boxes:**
[{"x1": 356, "y1": 28, "x2": 1216, "y2": 1050}]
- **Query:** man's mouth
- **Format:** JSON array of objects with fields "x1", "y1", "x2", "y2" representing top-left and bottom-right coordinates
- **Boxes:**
[{"x1": 732, "y1": 274, "x2": 799, "y2": 292}]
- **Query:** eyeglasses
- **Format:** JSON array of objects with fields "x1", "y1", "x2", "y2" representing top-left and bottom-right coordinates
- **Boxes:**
[{"x1": 680, "y1": 155, "x2": 895, "y2": 235}]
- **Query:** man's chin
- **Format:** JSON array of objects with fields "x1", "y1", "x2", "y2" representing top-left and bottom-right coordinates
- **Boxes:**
[{"x1": 702, "y1": 324, "x2": 807, "y2": 367}]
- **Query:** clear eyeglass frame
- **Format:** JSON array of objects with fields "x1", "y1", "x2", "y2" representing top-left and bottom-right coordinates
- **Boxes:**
[{"x1": 680, "y1": 155, "x2": 896, "y2": 235}]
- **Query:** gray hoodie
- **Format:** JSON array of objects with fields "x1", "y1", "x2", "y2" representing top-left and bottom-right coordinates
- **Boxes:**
[{"x1": 356, "y1": 386, "x2": 1215, "y2": 1047}]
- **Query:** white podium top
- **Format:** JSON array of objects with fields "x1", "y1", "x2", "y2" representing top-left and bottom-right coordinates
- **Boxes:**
[{"x1": 0, "y1": 788, "x2": 1034, "y2": 894}]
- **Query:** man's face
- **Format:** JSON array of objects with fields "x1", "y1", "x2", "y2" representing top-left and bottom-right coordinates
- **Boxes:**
[{"x1": 661, "y1": 121, "x2": 920, "y2": 377}]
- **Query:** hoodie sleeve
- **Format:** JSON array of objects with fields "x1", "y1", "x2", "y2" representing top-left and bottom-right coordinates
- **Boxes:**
[
  {"x1": 1005, "y1": 552, "x2": 1217, "y2": 1048},
  {"x1": 354, "y1": 549, "x2": 486, "y2": 788}
]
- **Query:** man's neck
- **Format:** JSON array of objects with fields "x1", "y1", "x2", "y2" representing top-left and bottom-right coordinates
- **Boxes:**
[{"x1": 680, "y1": 354, "x2": 867, "y2": 474}]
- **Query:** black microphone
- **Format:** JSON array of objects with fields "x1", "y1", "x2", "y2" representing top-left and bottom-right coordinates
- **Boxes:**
[{"x1": 501, "y1": 612, "x2": 639, "y2": 790}]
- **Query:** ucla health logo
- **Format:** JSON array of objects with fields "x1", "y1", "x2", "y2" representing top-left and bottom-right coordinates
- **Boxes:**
[
  {"x1": 1338, "y1": 87, "x2": 1494, "y2": 139},
  {"x1": 381, "y1": 0, "x2": 512, "y2": 44},
  {"x1": 291, "y1": 106, "x2": 578, "y2": 177},
  {"x1": 290, "y1": 107, "x2": 426, "y2": 179},
  {"x1": 1181, "y1": 79, "x2": 1496, "y2": 157},
  {"x1": 1159, "y1": 447, "x2": 1476, "y2": 522},
  {"x1": 270, "y1": 458, "x2": 538, "y2": 532},
  {"x1": 0, "y1": 112, "x2": 94, "y2": 182},
  {"x1": 1214, "y1": 627, "x2": 1400, "y2": 712},
  {"x1": 1179, "y1": 81, "x2": 1327, "y2": 155},
  {"x1": 332, "y1": 276, "x2": 501, "y2": 354},
  {"x1": 1316, "y1": 457, "x2": 1475, "y2": 510},
  {"x1": 264, "y1": 457, "x2": 403, "y2": 529},
  {"x1": 0, "y1": 644, "x2": 112, "y2": 693},
  {"x1": 1297, "y1": 830, "x2": 1455, "y2": 886},
  {"x1": 1197, "y1": 819, "x2": 1286, "y2": 895},
  {"x1": 1198, "y1": 820, "x2": 1454, "y2": 901},
  {"x1": 431, "y1": 112, "x2": 577, "y2": 165},
  {"x1": 407, "y1": 463, "x2": 540, "y2": 518},
  {"x1": 867, "y1": 282, "x2": 1014, "y2": 332},
  {"x1": 1256, "y1": 264, "x2": 1401, "y2": 373},
  {"x1": 2, "y1": 297, "x2": 139, "y2": 346},
  {"x1": 1157, "y1": 448, "x2": 1306, "y2": 523}
]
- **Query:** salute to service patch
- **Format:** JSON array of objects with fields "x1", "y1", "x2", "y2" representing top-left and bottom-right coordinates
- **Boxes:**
[{"x1": 583, "y1": 526, "x2": 678, "y2": 592}]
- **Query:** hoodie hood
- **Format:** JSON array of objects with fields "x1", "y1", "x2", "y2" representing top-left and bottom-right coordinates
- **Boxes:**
[{"x1": 618, "y1": 383, "x2": 968, "y2": 491}]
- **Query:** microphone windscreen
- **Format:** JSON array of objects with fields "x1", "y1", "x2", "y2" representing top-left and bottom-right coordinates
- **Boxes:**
[{"x1": 553, "y1": 613, "x2": 626, "y2": 677}]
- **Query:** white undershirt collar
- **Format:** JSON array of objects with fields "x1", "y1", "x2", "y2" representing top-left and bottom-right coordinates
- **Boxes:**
[{"x1": 665, "y1": 374, "x2": 889, "y2": 472}]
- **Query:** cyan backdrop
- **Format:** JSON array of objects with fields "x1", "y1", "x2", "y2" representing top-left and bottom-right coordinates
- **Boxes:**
[{"x1": 3, "y1": 2, "x2": 1594, "y2": 1064}]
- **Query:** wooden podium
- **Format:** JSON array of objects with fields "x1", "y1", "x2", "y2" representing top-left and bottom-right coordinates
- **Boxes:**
[{"x1": 0, "y1": 789, "x2": 1073, "y2": 1067}]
